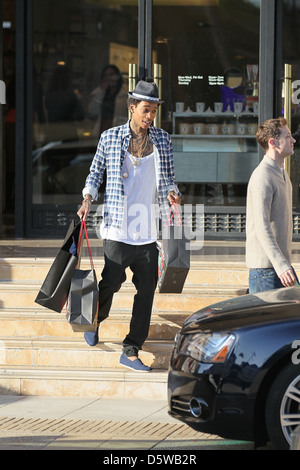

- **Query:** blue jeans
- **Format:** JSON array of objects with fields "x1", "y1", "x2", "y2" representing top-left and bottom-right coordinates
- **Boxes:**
[{"x1": 249, "y1": 267, "x2": 299, "y2": 294}]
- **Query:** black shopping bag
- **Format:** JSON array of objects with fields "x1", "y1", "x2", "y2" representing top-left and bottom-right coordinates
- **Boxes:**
[
  {"x1": 35, "y1": 219, "x2": 82, "y2": 312},
  {"x1": 158, "y1": 205, "x2": 190, "y2": 293},
  {"x1": 67, "y1": 221, "x2": 99, "y2": 332}
]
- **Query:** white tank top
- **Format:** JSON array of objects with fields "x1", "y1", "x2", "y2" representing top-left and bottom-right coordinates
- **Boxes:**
[{"x1": 100, "y1": 151, "x2": 157, "y2": 244}]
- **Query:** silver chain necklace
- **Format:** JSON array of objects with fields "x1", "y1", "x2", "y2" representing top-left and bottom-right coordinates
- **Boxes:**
[{"x1": 122, "y1": 132, "x2": 149, "y2": 179}]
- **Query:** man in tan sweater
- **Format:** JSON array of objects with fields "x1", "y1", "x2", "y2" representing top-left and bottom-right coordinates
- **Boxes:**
[{"x1": 246, "y1": 117, "x2": 297, "y2": 293}]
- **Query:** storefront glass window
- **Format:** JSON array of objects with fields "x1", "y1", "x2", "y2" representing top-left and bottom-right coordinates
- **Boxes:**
[
  {"x1": 31, "y1": 0, "x2": 260, "y2": 212},
  {"x1": 153, "y1": 0, "x2": 260, "y2": 207},
  {"x1": 282, "y1": 0, "x2": 300, "y2": 210},
  {"x1": 32, "y1": 0, "x2": 138, "y2": 204},
  {"x1": 2, "y1": 0, "x2": 16, "y2": 235}
]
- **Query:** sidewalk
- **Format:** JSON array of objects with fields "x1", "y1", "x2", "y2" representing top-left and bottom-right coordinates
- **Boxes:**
[{"x1": 0, "y1": 395, "x2": 272, "y2": 450}]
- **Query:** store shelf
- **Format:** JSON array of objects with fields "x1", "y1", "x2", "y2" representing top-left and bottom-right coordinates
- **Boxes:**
[
  {"x1": 172, "y1": 111, "x2": 258, "y2": 118},
  {"x1": 172, "y1": 110, "x2": 258, "y2": 135}
]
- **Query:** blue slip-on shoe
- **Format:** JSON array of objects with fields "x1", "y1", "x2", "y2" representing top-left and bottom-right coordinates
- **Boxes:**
[
  {"x1": 119, "y1": 353, "x2": 152, "y2": 372},
  {"x1": 84, "y1": 327, "x2": 99, "y2": 347}
]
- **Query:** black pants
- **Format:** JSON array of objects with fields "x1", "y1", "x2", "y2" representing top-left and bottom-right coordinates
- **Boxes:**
[{"x1": 98, "y1": 240, "x2": 158, "y2": 357}]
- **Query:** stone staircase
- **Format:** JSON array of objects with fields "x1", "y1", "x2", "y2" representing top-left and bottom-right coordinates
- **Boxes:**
[{"x1": 0, "y1": 241, "x2": 249, "y2": 400}]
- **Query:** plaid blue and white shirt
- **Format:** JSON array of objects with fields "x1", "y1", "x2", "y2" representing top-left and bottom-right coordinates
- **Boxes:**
[{"x1": 83, "y1": 120, "x2": 180, "y2": 229}]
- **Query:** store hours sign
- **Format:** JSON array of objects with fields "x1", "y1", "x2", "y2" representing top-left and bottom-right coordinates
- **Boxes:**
[{"x1": 177, "y1": 75, "x2": 224, "y2": 86}]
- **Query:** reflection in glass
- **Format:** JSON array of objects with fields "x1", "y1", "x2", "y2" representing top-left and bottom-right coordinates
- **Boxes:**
[
  {"x1": 32, "y1": 0, "x2": 138, "y2": 205},
  {"x1": 153, "y1": 0, "x2": 260, "y2": 207},
  {"x1": 88, "y1": 64, "x2": 126, "y2": 136},
  {"x1": 282, "y1": 0, "x2": 300, "y2": 209}
]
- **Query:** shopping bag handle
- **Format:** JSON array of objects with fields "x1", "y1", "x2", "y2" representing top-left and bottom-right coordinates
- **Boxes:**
[
  {"x1": 78, "y1": 221, "x2": 94, "y2": 270},
  {"x1": 166, "y1": 201, "x2": 182, "y2": 227}
]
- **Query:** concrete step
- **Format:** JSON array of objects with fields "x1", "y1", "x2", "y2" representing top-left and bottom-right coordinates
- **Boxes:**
[
  {"x1": 0, "y1": 337, "x2": 172, "y2": 370},
  {"x1": 0, "y1": 309, "x2": 189, "y2": 341},
  {"x1": 0, "y1": 241, "x2": 250, "y2": 399},
  {"x1": 0, "y1": 257, "x2": 249, "y2": 286},
  {"x1": 0, "y1": 365, "x2": 168, "y2": 399},
  {"x1": 0, "y1": 280, "x2": 246, "y2": 310}
]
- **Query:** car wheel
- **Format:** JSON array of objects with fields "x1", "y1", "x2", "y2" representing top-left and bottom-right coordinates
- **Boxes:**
[{"x1": 265, "y1": 364, "x2": 300, "y2": 450}]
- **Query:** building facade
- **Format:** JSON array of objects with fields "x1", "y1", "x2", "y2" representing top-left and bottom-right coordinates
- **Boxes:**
[{"x1": 1, "y1": 0, "x2": 300, "y2": 238}]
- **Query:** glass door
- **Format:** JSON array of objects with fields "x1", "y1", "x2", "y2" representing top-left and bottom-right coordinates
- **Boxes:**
[
  {"x1": 153, "y1": 0, "x2": 260, "y2": 208},
  {"x1": 26, "y1": 0, "x2": 261, "y2": 236},
  {"x1": 281, "y1": 0, "x2": 300, "y2": 211},
  {"x1": 30, "y1": 0, "x2": 139, "y2": 234}
]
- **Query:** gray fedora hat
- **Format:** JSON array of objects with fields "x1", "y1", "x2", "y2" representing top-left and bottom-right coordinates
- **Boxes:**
[{"x1": 128, "y1": 80, "x2": 164, "y2": 104}]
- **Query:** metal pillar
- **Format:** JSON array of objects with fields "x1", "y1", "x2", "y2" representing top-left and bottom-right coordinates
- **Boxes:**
[
  {"x1": 259, "y1": 0, "x2": 277, "y2": 160},
  {"x1": 154, "y1": 63, "x2": 162, "y2": 128},
  {"x1": 15, "y1": 0, "x2": 33, "y2": 238},
  {"x1": 283, "y1": 63, "x2": 292, "y2": 176},
  {"x1": 138, "y1": 0, "x2": 153, "y2": 80},
  {"x1": 0, "y1": 2, "x2": 3, "y2": 237}
]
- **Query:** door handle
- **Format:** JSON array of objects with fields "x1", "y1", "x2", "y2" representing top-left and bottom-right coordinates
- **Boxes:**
[{"x1": 154, "y1": 63, "x2": 162, "y2": 128}]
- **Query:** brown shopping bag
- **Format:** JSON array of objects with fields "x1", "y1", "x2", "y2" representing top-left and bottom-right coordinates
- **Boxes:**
[
  {"x1": 158, "y1": 204, "x2": 190, "y2": 293},
  {"x1": 66, "y1": 221, "x2": 99, "y2": 332},
  {"x1": 35, "y1": 219, "x2": 82, "y2": 312}
]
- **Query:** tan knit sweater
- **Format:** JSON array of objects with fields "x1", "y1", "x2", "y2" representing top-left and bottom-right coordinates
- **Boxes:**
[{"x1": 246, "y1": 155, "x2": 293, "y2": 277}]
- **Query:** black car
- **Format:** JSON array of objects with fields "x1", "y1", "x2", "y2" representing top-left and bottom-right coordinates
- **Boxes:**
[{"x1": 168, "y1": 287, "x2": 300, "y2": 450}]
